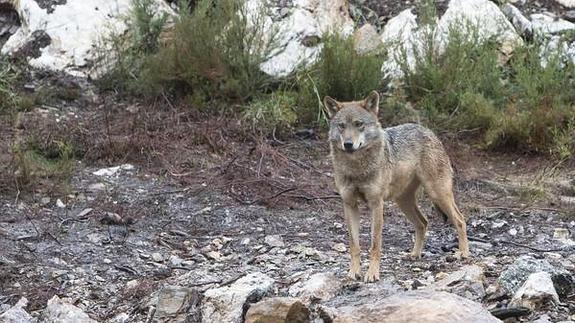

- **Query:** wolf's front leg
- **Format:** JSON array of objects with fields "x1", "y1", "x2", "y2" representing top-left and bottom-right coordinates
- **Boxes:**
[
  {"x1": 343, "y1": 201, "x2": 361, "y2": 280},
  {"x1": 365, "y1": 199, "x2": 383, "y2": 282}
]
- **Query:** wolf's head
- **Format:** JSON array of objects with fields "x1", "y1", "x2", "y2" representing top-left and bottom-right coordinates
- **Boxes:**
[{"x1": 324, "y1": 91, "x2": 382, "y2": 153}]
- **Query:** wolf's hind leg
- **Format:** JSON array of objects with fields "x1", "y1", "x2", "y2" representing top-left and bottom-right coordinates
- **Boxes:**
[
  {"x1": 395, "y1": 180, "x2": 428, "y2": 259},
  {"x1": 424, "y1": 178, "x2": 470, "y2": 258}
]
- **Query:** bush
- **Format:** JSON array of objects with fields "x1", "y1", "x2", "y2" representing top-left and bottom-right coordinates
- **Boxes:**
[
  {"x1": 0, "y1": 58, "x2": 20, "y2": 113},
  {"x1": 397, "y1": 17, "x2": 575, "y2": 157},
  {"x1": 96, "y1": 0, "x2": 168, "y2": 94},
  {"x1": 243, "y1": 91, "x2": 298, "y2": 135},
  {"x1": 297, "y1": 33, "x2": 386, "y2": 125},
  {"x1": 136, "y1": 0, "x2": 280, "y2": 102}
]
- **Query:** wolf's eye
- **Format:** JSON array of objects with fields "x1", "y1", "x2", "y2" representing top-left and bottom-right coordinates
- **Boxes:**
[
  {"x1": 354, "y1": 121, "x2": 364, "y2": 128},
  {"x1": 337, "y1": 123, "x2": 345, "y2": 130}
]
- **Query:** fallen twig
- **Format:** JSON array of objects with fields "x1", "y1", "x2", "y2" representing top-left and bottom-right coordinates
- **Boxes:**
[{"x1": 247, "y1": 187, "x2": 297, "y2": 205}]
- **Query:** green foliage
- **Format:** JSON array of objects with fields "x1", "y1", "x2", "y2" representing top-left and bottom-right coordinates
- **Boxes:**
[
  {"x1": 243, "y1": 91, "x2": 298, "y2": 135},
  {"x1": 0, "y1": 58, "x2": 20, "y2": 113},
  {"x1": 298, "y1": 33, "x2": 386, "y2": 125},
  {"x1": 397, "y1": 19, "x2": 575, "y2": 157},
  {"x1": 137, "y1": 0, "x2": 280, "y2": 102},
  {"x1": 96, "y1": 0, "x2": 168, "y2": 94}
]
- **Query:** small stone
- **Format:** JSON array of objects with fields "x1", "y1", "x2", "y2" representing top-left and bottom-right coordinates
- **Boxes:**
[
  {"x1": 566, "y1": 10, "x2": 575, "y2": 22},
  {"x1": 288, "y1": 272, "x2": 342, "y2": 302},
  {"x1": 44, "y1": 295, "x2": 96, "y2": 322},
  {"x1": 206, "y1": 251, "x2": 222, "y2": 261},
  {"x1": 0, "y1": 297, "x2": 33, "y2": 323},
  {"x1": 87, "y1": 183, "x2": 106, "y2": 191},
  {"x1": 509, "y1": 228, "x2": 518, "y2": 236},
  {"x1": 553, "y1": 228, "x2": 571, "y2": 240},
  {"x1": 491, "y1": 220, "x2": 507, "y2": 229},
  {"x1": 103, "y1": 258, "x2": 112, "y2": 264},
  {"x1": 56, "y1": 199, "x2": 66, "y2": 208},
  {"x1": 241, "y1": 238, "x2": 251, "y2": 245},
  {"x1": 40, "y1": 197, "x2": 51, "y2": 205},
  {"x1": 126, "y1": 280, "x2": 139, "y2": 289},
  {"x1": 332, "y1": 243, "x2": 346, "y2": 253},
  {"x1": 169, "y1": 255, "x2": 183, "y2": 267},
  {"x1": 510, "y1": 271, "x2": 559, "y2": 310},
  {"x1": 151, "y1": 253, "x2": 164, "y2": 262},
  {"x1": 264, "y1": 235, "x2": 285, "y2": 248}
]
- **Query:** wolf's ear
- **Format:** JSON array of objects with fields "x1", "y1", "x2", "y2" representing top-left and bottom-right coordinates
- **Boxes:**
[
  {"x1": 323, "y1": 96, "x2": 340, "y2": 118},
  {"x1": 364, "y1": 91, "x2": 380, "y2": 116}
]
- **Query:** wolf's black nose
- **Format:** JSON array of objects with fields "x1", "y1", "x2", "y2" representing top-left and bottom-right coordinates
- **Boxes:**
[{"x1": 344, "y1": 141, "x2": 354, "y2": 151}]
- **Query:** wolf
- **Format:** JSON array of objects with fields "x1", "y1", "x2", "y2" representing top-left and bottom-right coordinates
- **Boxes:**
[{"x1": 324, "y1": 91, "x2": 470, "y2": 283}]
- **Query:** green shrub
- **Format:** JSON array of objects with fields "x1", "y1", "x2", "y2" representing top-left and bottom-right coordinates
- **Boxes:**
[
  {"x1": 397, "y1": 17, "x2": 575, "y2": 157},
  {"x1": 0, "y1": 58, "x2": 20, "y2": 113},
  {"x1": 297, "y1": 33, "x2": 386, "y2": 125},
  {"x1": 243, "y1": 91, "x2": 298, "y2": 135},
  {"x1": 137, "y1": 0, "x2": 279, "y2": 102},
  {"x1": 96, "y1": 0, "x2": 168, "y2": 94}
]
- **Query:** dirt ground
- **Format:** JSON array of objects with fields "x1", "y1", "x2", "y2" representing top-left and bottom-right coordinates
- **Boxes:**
[{"x1": 0, "y1": 75, "x2": 575, "y2": 322}]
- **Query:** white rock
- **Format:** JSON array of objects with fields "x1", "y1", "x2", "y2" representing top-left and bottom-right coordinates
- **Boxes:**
[
  {"x1": 501, "y1": 3, "x2": 533, "y2": 37},
  {"x1": 353, "y1": 24, "x2": 382, "y2": 55},
  {"x1": 206, "y1": 251, "x2": 222, "y2": 261},
  {"x1": 510, "y1": 271, "x2": 560, "y2": 310},
  {"x1": 555, "y1": 0, "x2": 575, "y2": 8},
  {"x1": 381, "y1": 0, "x2": 522, "y2": 80},
  {"x1": 247, "y1": 0, "x2": 354, "y2": 77},
  {"x1": 531, "y1": 14, "x2": 575, "y2": 34},
  {"x1": 1, "y1": 0, "x2": 173, "y2": 78},
  {"x1": 154, "y1": 286, "x2": 199, "y2": 322},
  {"x1": 380, "y1": 9, "x2": 420, "y2": 80},
  {"x1": 151, "y1": 252, "x2": 164, "y2": 262},
  {"x1": 439, "y1": 0, "x2": 521, "y2": 43},
  {"x1": 202, "y1": 272, "x2": 274, "y2": 323},
  {"x1": 56, "y1": 199, "x2": 66, "y2": 208},
  {"x1": 264, "y1": 234, "x2": 285, "y2": 248},
  {"x1": 0, "y1": 297, "x2": 33, "y2": 323},
  {"x1": 288, "y1": 272, "x2": 342, "y2": 302},
  {"x1": 332, "y1": 243, "x2": 347, "y2": 253},
  {"x1": 43, "y1": 295, "x2": 96, "y2": 323},
  {"x1": 92, "y1": 164, "x2": 135, "y2": 176},
  {"x1": 169, "y1": 255, "x2": 183, "y2": 266}
]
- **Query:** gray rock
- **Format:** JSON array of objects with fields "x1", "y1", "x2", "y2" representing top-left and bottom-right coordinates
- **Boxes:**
[
  {"x1": 42, "y1": 295, "x2": 96, "y2": 323},
  {"x1": 0, "y1": 297, "x2": 33, "y2": 323},
  {"x1": 353, "y1": 24, "x2": 382, "y2": 55},
  {"x1": 288, "y1": 272, "x2": 342, "y2": 302},
  {"x1": 566, "y1": 10, "x2": 575, "y2": 22},
  {"x1": 510, "y1": 271, "x2": 559, "y2": 310},
  {"x1": 202, "y1": 272, "x2": 274, "y2": 323},
  {"x1": 151, "y1": 252, "x2": 164, "y2": 262},
  {"x1": 430, "y1": 265, "x2": 486, "y2": 301},
  {"x1": 245, "y1": 297, "x2": 310, "y2": 323},
  {"x1": 531, "y1": 13, "x2": 575, "y2": 35},
  {"x1": 498, "y1": 255, "x2": 574, "y2": 297},
  {"x1": 321, "y1": 290, "x2": 500, "y2": 323},
  {"x1": 501, "y1": 4, "x2": 533, "y2": 38},
  {"x1": 264, "y1": 235, "x2": 285, "y2": 248},
  {"x1": 154, "y1": 286, "x2": 201, "y2": 322}
]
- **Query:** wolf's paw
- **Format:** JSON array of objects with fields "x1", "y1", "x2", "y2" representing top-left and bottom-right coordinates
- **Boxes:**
[
  {"x1": 364, "y1": 268, "x2": 380, "y2": 283},
  {"x1": 409, "y1": 251, "x2": 422, "y2": 260},
  {"x1": 455, "y1": 250, "x2": 471, "y2": 260},
  {"x1": 347, "y1": 269, "x2": 362, "y2": 281}
]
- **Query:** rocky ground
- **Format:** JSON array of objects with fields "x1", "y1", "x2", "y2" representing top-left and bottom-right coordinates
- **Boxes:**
[
  {"x1": 1, "y1": 94, "x2": 575, "y2": 322},
  {"x1": 1, "y1": 0, "x2": 575, "y2": 322}
]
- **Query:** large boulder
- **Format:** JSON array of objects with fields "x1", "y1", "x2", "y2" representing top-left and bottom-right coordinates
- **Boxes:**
[
  {"x1": 510, "y1": 272, "x2": 560, "y2": 310},
  {"x1": 0, "y1": 0, "x2": 172, "y2": 77},
  {"x1": 245, "y1": 297, "x2": 310, "y2": 323},
  {"x1": 321, "y1": 290, "x2": 501, "y2": 323},
  {"x1": 288, "y1": 272, "x2": 343, "y2": 302},
  {"x1": 498, "y1": 255, "x2": 575, "y2": 299},
  {"x1": 247, "y1": 0, "x2": 354, "y2": 77},
  {"x1": 0, "y1": 297, "x2": 33, "y2": 323},
  {"x1": 430, "y1": 265, "x2": 486, "y2": 301},
  {"x1": 201, "y1": 272, "x2": 275, "y2": 323},
  {"x1": 381, "y1": 0, "x2": 522, "y2": 79},
  {"x1": 42, "y1": 295, "x2": 96, "y2": 323}
]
